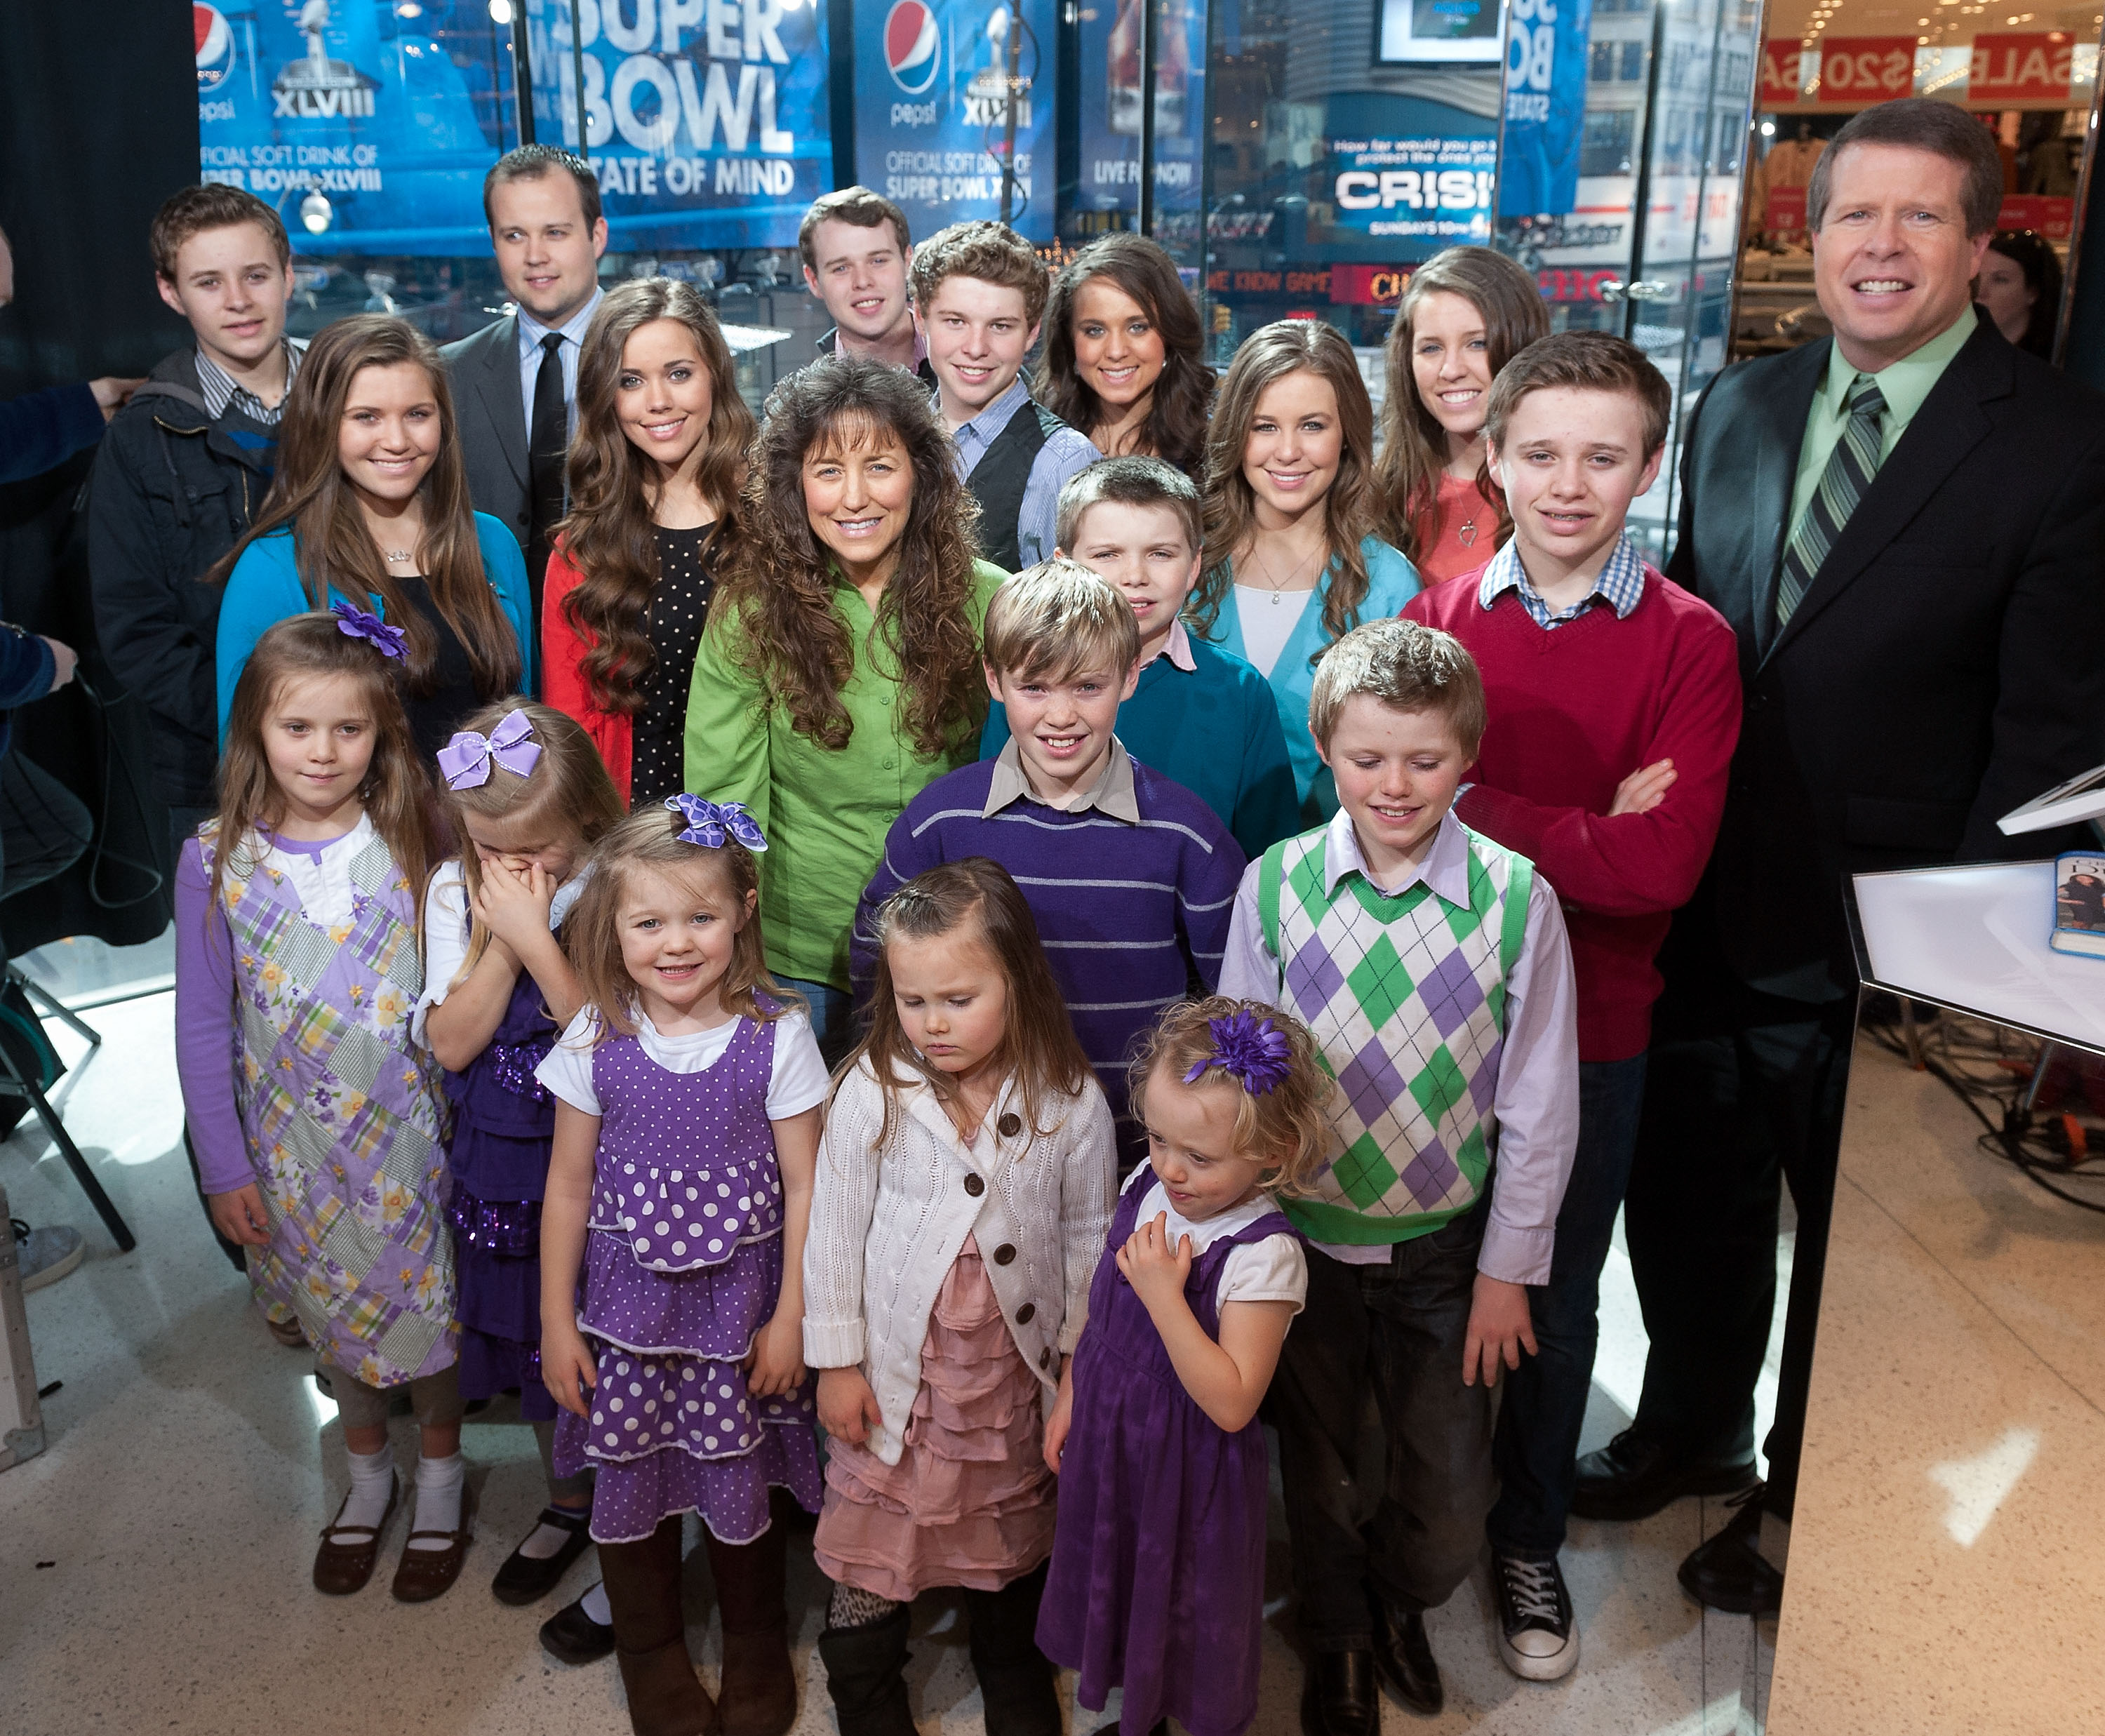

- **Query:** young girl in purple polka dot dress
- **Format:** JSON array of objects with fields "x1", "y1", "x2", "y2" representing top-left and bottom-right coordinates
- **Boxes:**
[{"x1": 537, "y1": 798, "x2": 827, "y2": 1736}]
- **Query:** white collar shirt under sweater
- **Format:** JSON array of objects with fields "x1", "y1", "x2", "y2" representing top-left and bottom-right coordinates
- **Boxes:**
[{"x1": 802, "y1": 1058, "x2": 1117, "y2": 1467}]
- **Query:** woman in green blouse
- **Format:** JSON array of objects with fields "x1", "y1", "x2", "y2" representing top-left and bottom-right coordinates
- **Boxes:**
[{"x1": 685, "y1": 354, "x2": 1005, "y2": 1058}]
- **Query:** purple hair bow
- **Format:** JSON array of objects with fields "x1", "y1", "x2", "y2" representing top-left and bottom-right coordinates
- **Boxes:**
[
  {"x1": 437, "y1": 709, "x2": 542, "y2": 790},
  {"x1": 1184, "y1": 1008, "x2": 1292, "y2": 1095},
  {"x1": 331, "y1": 601, "x2": 406, "y2": 661},
  {"x1": 666, "y1": 794, "x2": 768, "y2": 853}
]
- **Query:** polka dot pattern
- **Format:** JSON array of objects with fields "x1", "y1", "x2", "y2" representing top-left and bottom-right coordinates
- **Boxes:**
[
  {"x1": 632, "y1": 523, "x2": 716, "y2": 810},
  {"x1": 589, "y1": 1153, "x2": 784, "y2": 1273}
]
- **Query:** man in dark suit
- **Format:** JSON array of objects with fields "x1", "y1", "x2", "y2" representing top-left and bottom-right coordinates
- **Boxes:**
[
  {"x1": 439, "y1": 145, "x2": 607, "y2": 659},
  {"x1": 1572, "y1": 98, "x2": 2105, "y2": 1610}
]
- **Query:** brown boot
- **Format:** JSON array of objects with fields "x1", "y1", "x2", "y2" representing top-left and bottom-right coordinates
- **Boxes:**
[
  {"x1": 703, "y1": 1495, "x2": 799, "y2": 1736},
  {"x1": 600, "y1": 1516, "x2": 716, "y2": 1736}
]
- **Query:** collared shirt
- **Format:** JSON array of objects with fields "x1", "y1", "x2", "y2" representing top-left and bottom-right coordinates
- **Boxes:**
[
  {"x1": 1217, "y1": 806, "x2": 1581, "y2": 1286},
  {"x1": 516, "y1": 286, "x2": 605, "y2": 444},
  {"x1": 942, "y1": 375, "x2": 1102, "y2": 570},
  {"x1": 1478, "y1": 530, "x2": 1647, "y2": 629},
  {"x1": 195, "y1": 340, "x2": 302, "y2": 427},
  {"x1": 825, "y1": 323, "x2": 931, "y2": 375},
  {"x1": 1786, "y1": 305, "x2": 1977, "y2": 548},
  {"x1": 981, "y1": 735, "x2": 1141, "y2": 822},
  {"x1": 1145, "y1": 616, "x2": 1197, "y2": 672}
]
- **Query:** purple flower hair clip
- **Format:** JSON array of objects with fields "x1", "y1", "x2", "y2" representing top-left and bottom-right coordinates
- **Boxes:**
[
  {"x1": 665, "y1": 794, "x2": 768, "y2": 853},
  {"x1": 331, "y1": 601, "x2": 407, "y2": 662},
  {"x1": 437, "y1": 709, "x2": 541, "y2": 790},
  {"x1": 1184, "y1": 1008, "x2": 1293, "y2": 1095}
]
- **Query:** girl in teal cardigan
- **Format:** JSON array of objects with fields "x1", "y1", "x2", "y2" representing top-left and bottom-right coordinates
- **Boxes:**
[{"x1": 1190, "y1": 320, "x2": 1419, "y2": 822}]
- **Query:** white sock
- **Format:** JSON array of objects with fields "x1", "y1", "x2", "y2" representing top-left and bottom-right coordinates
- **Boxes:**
[
  {"x1": 406, "y1": 1451, "x2": 465, "y2": 1552},
  {"x1": 581, "y1": 1581, "x2": 612, "y2": 1625},
  {"x1": 517, "y1": 1507, "x2": 587, "y2": 1561},
  {"x1": 335, "y1": 1445, "x2": 394, "y2": 1534}
]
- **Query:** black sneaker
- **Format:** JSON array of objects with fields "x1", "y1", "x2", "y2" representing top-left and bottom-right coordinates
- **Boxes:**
[{"x1": 1492, "y1": 1552, "x2": 1579, "y2": 1681}]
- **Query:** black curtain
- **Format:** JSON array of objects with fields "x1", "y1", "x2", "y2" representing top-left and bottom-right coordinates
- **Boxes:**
[{"x1": 0, "y1": 1, "x2": 197, "y2": 954}]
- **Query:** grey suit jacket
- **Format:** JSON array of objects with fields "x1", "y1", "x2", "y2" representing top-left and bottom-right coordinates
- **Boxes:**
[{"x1": 440, "y1": 314, "x2": 530, "y2": 556}]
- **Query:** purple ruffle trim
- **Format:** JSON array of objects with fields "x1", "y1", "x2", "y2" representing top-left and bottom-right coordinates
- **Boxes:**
[
  {"x1": 448, "y1": 1185, "x2": 542, "y2": 1257},
  {"x1": 488, "y1": 1041, "x2": 553, "y2": 1102},
  {"x1": 589, "y1": 1154, "x2": 785, "y2": 1274}
]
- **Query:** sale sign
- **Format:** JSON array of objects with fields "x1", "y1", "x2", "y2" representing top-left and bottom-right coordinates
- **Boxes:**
[
  {"x1": 1760, "y1": 39, "x2": 1807, "y2": 107},
  {"x1": 1970, "y1": 32, "x2": 2074, "y2": 104},
  {"x1": 1811, "y1": 37, "x2": 1916, "y2": 106},
  {"x1": 1998, "y1": 194, "x2": 2076, "y2": 239}
]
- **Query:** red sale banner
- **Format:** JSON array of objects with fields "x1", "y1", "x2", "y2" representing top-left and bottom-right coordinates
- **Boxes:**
[
  {"x1": 1767, "y1": 185, "x2": 1808, "y2": 234},
  {"x1": 1970, "y1": 32, "x2": 2074, "y2": 105},
  {"x1": 1760, "y1": 39, "x2": 1807, "y2": 107},
  {"x1": 1998, "y1": 194, "x2": 2076, "y2": 239},
  {"x1": 1810, "y1": 37, "x2": 1917, "y2": 106}
]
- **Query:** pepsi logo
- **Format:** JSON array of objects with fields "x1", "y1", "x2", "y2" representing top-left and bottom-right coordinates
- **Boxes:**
[
  {"x1": 195, "y1": 3, "x2": 234, "y2": 90},
  {"x1": 885, "y1": 0, "x2": 940, "y2": 95}
]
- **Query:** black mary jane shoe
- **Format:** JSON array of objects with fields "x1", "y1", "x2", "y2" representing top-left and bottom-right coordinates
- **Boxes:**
[
  {"x1": 491, "y1": 1504, "x2": 594, "y2": 1606},
  {"x1": 540, "y1": 1584, "x2": 617, "y2": 1665},
  {"x1": 1299, "y1": 1650, "x2": 1378, "y2": 1736},
  {"x1": 1370, "y1": 1597, "x2": 1444, "y2": 1716}
]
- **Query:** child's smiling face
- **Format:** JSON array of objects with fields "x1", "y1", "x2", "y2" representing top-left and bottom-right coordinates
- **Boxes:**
[
  {"x1": 615, "y1": 859, "x2": 751, "y2": 1026},
  {"x1": 1141, "y1": 1061, "x2": 1269, "y2": 1222}
]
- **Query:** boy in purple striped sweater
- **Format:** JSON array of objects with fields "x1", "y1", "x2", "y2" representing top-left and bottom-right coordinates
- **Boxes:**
[{"x1": 853, "y1": 560, "x2": 1245, "y2": 1160}]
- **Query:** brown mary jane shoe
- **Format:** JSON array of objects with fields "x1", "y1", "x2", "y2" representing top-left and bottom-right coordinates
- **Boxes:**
[
  {"x1": 312, "y1": 1476, "x2": 398, "y2": 1595},
  {"x1": 391, "y1": 1483, "x2": 476, "y2": 1603}
]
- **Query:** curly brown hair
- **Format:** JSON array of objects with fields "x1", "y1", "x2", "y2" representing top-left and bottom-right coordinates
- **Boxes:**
[
  {"x1": 715, "y1": 355, "x2": 987, "y2": 758},
  {"x1": 555, "y1": 279, "x2": 754, "y2": 715}
]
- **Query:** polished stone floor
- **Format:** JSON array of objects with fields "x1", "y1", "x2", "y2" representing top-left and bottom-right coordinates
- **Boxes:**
[{"x1": 1, "y1": 989, "x2": 1788, "y2": 1735}]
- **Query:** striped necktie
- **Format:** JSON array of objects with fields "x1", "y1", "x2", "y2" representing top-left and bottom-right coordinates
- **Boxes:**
[{"x1": 1775, "y1": 375, "x2": 1887, "y2": 632}]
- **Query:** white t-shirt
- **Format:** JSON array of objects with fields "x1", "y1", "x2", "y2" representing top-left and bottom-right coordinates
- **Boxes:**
[
  {"x1": 535, "y1": 1005, "x2": 830, "y2": 1123},
  {"x1": 245, "y1": 812, "x2": 375, "y2": 930},
  {"x1": 412, "y1": 858, "x2": 593, "y2": 1043},
  {"x1": 1233, "y1": 584, "x2": 1314, "y2": 678},
  {"x1": 1119, "y1": 1165, "x2": 1307, "y2": 1314}
]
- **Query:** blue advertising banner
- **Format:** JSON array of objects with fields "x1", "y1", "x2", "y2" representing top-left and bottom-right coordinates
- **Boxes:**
[
  {"x1": 1073, "y1": 0, "x2": 1205, "y2": 222},
  {"x1": 526, "y1": 0, "x2": 833, "y2": 251},
  {"x1": 1496, "y1": 0, "x2": 1591, "y2": 218},
  {"x1": 196, "y1": 0, "x2": 514, "y2": 255},
  {"x1": 1322, "y1": 91, "x2": 1499, "y2": 260},
  {"x1": 856, "y1": 0, "x2": 1055, "y2": 243}
]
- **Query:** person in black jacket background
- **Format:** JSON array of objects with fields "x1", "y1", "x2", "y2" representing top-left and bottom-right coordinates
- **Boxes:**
[{"x1": 0, "y1": 222, "x2": 142, "y2": 481}]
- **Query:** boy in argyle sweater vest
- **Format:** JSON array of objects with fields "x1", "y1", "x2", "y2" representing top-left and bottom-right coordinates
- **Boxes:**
[{"x1": 1219, "y1": 617, "x2": 1579, "y2": 1732}]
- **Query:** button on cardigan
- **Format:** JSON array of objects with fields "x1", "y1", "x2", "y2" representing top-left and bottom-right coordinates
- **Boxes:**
[{"x1": 801, "y1": 1059, "x2": 1117, "y2": 1467}]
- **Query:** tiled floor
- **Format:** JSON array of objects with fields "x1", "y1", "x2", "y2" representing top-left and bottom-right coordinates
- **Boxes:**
[{"x1": 1, "y1": 990, "x2": 1785, "y2": 1735}]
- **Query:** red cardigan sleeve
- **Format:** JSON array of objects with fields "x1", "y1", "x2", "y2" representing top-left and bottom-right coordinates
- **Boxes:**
[{"x1": 541, "y1": 542, "x2": 632, "y2": 802}]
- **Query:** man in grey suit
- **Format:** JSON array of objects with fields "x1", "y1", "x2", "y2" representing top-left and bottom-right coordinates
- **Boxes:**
[{"x1": 440, "y1": 144, "x2": 608, "y2": 662}]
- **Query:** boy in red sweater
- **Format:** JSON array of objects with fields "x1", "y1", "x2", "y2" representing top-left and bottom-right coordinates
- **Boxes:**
[{"x1": 1404, "y1": 330, "x2": 1739, "y2": 1683}]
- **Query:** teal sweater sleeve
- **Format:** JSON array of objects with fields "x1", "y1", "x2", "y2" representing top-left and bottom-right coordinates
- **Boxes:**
[
  {"x1": 215, "y1": 530, "x2": 313, "y2": 744},
  {"x1": 474, "y1": 514, "x2": 535, "y2": 694}
]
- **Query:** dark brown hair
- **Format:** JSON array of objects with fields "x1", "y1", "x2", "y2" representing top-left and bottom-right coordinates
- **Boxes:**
[
  {"x1": 848, "y1": 857, "x2": 1092, "y2": 1147},
  {"x1": 798, "y1": 186, "x2": 912, "y2": 271},
  {"x1": 1373, "y1": 246, "x2": 1551, "y2": 559},
  {"x1": 1806, "y1": 97, "x2": 2004, "y2": 236},
  {"x1": 210, "y1": 315, "x2": 522, "y2": 704},
  {"x1": 555, "y1": 279, "x2": 754, "y2": 714},
  {"x1": 715, "y1": 354, "x2": 986, "y2": 757},
  {"x1": 908, "y1": 220, "x2": 1050, "y2": 330},
  {"x1": 1035, "y1": 232, "x2": 1215, "y2": 472},
  {"x1": 563, "y1": 804, "x2": 791, "y2": 1038},
  {"x1": 1986, "y1": 228, "x2": 2063, "y2": 359},
  {"x1": 150, "y1": 183, "x2": 290, "y2": 281},
  {"x1": 1191, "y1": 320, "x2": 1380, "y2": 648},
  {"x1": 1055, "y1": 454, "x2": 1200, "y2": 554},
  {"x1": 208, "y1": 613, "x2": 436, "y2": 923},
  {"x1": 1482, "y1": 330, "x2": 1672, "y2": 456},
  {"x1": 482, "y1": 144, "x2": 602, "y2": 229},
  {"x1": 1307, "y1": 617, "x2": 1487, "y2": 758}
]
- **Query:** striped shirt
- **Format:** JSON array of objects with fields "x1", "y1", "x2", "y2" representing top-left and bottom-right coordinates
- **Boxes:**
[
  {"x1": 195, "y1": 341, "x2": 302, "y2": 427},
  {"x1": 1478, "y1": 530, "x2": 1646, "y2": 629}
]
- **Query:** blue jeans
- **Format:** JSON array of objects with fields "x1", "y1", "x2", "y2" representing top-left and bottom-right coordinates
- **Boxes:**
[
  {"x1": 779, "y1": 975, "x2": 857, "y2": 1069},
  {"x1": 1486, "y1": 1053, "x2": 1649, "y2": 1559}
]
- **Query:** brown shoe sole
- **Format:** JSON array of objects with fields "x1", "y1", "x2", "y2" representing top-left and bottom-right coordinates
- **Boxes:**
[
  {"x1": 392, "y1": 1484, "x2": 476, "y2": 1603},
  {"x1": 313, "y1": 1476, "x2": 398, "y2": 1595}
]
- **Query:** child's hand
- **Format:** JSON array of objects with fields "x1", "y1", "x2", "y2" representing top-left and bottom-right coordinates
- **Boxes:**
[
  {"x1": 1042, "y1": 1366, "x2": 1075, "y2": 1475},
  {"x1": 1608, "y1": 757, "x2": 1676, "y2": 817},
  {"x1": 817, "y1": 1367, "x2": 883, "y2": 1446},
  {"x1": 744, "y1": 1309, "x2": 808, "y2": 1399},
  {"x1": 473, "y1": 857, "x2": 554, "y2": 956},
  {"x1": 206, "y1": 1182, "x2": 272, "y2": 1248},
  {"x1": 541, "y1": 1321, "x2": 599, "y2": 1417},
  {"x1": 1462, "y1": 1273, "x2": 1537, "y2": 1387},
  {"x1": 1115, "y1": 1211, "x2": 1194, "y2": 1314}
]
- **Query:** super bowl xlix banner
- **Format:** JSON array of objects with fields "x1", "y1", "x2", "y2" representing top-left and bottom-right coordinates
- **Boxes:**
[{"x1": 857, "y1": 0, "x2": 1057, "y2": 243}]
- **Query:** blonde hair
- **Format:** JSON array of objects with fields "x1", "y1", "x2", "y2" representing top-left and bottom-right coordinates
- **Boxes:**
[
  {"x1": 1127, "y1": 996, "x2": 1332, "y2": 1195},
  {"x1": 981, "y1": 558, "x2": 1142, "y2": 684},
  {"x1": 1307, "y1": 617, "x2": 1486, "y2": 756}
]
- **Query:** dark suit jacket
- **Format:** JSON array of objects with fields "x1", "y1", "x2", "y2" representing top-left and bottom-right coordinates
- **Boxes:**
[
  {"x1": 439, "y1": 314, "x2": 530, "y2": 557},
  {"x1": 1666, "y1": 314, "x2": 2105, "y2": 993}
]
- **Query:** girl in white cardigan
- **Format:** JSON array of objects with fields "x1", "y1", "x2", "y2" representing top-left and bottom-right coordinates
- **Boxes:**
[{"x1": 803, "y1": 858, "x2": 1117, "y2": 1736}]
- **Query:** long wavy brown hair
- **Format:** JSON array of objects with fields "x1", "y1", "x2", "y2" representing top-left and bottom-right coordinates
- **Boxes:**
[
  {"x1": 716, "y1": 355, "x2": 985, "y2": 758},
  {"x1": 555, "y1": 279, "x2": 755, "y2": 715},
  {"x1": 210, "y1": 314, "x2": 521, "y2": 702},
  {"x1": 844, "y1": 857, "x2": 1092, "y2": 1150},
  {"x1": 206, "y1": 613, "x2": 436, "y2": 926},
  {"x1": 1372, "y1": 248, "x2": 1550, "y2": 560},
  {"x1": 1190, "y1": 320, "x2": 1380, "y2": 650},
  {"x1": 1034, "y1": 232, "x2": 1215, "y2": 474}
]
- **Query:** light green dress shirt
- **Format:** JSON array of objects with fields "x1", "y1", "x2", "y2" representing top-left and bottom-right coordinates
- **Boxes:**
[
  {"x1": 1786, "y1": 307, "x2": 1977, "y2": 547},
  {"x1": 684, "y1": 560, "x2": 1008, "y2": 990}
]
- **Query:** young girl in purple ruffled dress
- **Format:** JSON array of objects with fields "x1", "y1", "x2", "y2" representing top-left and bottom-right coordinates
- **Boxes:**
[{"x1": 537, "y1": 798, "x2": 827, "y2": 1736}]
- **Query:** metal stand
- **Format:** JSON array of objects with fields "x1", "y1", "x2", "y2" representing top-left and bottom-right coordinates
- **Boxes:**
[{"x1": 0, "y1": 966, "x2": 133, "y2": 1253}]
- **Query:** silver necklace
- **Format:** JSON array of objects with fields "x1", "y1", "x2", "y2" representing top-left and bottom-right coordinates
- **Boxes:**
[
  {"x1": 1253, "y1": 545, "x2": 1323, "y2": 604},
  {"x1": 383, "y1": 548, "x2": 413, "y2": 565}
]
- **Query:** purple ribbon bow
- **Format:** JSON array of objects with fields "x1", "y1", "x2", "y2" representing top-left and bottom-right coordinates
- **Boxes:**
[
  {"x1": 1184, "y1": 1008, "x2": 1293, "y2": 1096},
  {"x1": 436, "y1": 709, "x2": 542, "y2": 790},
  {"x1": 331, "y1": 601, "x2": 407, "y2": 661},
  {"x1": 665, "y1": 794, "x2": 768, "y2": 853}
]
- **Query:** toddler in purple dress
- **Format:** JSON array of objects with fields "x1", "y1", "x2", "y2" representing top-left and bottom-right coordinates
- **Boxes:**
[
  {"x1": 1038, "y1": 997, "x2": 1334, "y2": 1736},
  {"x1": 420, "y1": 700, "x2": 623, "y2": 1605},
  {"x1": 537, "y1": 797, "x2": 826, "y2": 1736}
]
